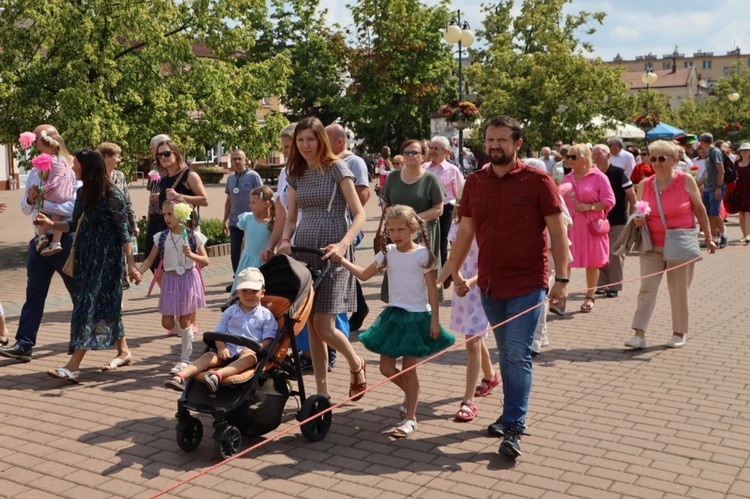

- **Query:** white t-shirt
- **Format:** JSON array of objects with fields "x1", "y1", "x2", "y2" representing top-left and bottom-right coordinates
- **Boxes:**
[
  {"x1": 154, "y1": 230, "x2": 207, "y2": 272},
  {"x1": 610, "y1": 150, "x2": 637, "y2": 178},
  {"x1": 375, "y1": 244, "x2": 434, "y2": 312},
  {"x1": 274, "y1": 167, "x2": 289, "y2": 214}
]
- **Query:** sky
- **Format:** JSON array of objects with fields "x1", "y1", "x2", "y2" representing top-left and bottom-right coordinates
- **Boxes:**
[{"x1": 317, "y1": 0, "x2": 750, "y2": 62}]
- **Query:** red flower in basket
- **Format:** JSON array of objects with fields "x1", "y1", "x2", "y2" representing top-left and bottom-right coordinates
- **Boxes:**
[
  {"x1": 723, "y1": 122, "x2": 742, "y2": 133},
  {"x1": 634, "y1": 113, "x2": 659, "y2": 128}
]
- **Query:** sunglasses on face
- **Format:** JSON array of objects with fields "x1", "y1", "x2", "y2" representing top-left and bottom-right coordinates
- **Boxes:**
[
  {"x1": 565, "y1": 154, "x2": 578, "y2": 160},
  {"x1": 156, "y1": 150, "x2": 173, "y2": 159},
  {"x1": 402, "y1": 150, "x2": 421, "y2": 156},
  {"x1": 650, "y1": 156, "x2": 670, "y2": 163}
]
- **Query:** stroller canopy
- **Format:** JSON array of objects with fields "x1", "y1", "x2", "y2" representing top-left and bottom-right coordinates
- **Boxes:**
[{"x1": 259, "y1": 254, "x2": 313, "y2": 314}]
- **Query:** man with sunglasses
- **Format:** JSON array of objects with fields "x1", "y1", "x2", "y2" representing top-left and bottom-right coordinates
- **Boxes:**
[
  {"x1": 444, "y1": 115, "x2": 569, "y2": 459},
  {"x1": 698, "y1": 133, "x2": 728, "y2": 248}
]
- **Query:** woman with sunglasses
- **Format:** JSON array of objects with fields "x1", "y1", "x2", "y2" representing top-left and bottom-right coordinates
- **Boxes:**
[
  {"x1": 144, "y1": 139, "x2": 209, "y2": 275},
  {"x1": 559, "y1": 144, "x2": 615, "y2": 313},
  {"x1": 625, "y1": 141, "x2": 716, "y2": 350},
  {"x1": 380, "y1": 139, "x2": 445, "y2": 300}
]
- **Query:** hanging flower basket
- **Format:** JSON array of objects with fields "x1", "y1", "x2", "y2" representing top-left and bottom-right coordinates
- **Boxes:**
[
  {"x1": 634, "y1": 113, "x2": 659, "y2": 130},
  {"x1": 723, "y1": 121, "x2": 742, "y2": 135},
  {"x1": 437, "y1": 101, "x2": 480, "y2": 128}
]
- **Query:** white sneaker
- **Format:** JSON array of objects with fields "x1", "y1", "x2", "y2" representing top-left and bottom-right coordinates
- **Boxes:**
[
  {"x1": 666, "y1": 335, "x2": 685, "y2": 348},
  {"x1": 624, "y1": 335, "x2": 646, "y2": 349},
  {"x1": 169, "y1": 361, "x2": 189, "y2": 374}
]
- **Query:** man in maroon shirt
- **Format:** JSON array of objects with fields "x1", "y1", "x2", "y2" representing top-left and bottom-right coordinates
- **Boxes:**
[{"x1": 446, "y1": 115, "x2": 570, "y2": 458}]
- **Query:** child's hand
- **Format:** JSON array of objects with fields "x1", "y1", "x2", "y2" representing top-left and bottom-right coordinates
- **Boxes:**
[
  {"x1": 182, "y1": 244, "x2": 193, "y2": 258},
  {"x1": 330, "y1": 253, "x2": 344, "y2": 264},
  {"x1": 218, "y1": 347, "x2": 230, "y2": 361},
  {"x1": 430, "y1": 321, "x2": 441, "y2": 340}
]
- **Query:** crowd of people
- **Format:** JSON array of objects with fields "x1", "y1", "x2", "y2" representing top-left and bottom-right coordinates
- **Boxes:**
[{"x1": 0, "y1": 116, "x2": 733, "y2": 459}]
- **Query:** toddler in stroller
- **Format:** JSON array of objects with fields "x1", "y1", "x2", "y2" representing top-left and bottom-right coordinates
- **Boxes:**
[{"x1": 165, "y1": 267, "x2": 277, "y2": 392}]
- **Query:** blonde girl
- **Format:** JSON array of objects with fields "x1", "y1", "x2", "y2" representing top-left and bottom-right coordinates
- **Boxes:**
[
  {"x1": 138, "y1": 200, "x2": 209, "y2": 373},
  {"x1": 231, "y1": 186, "x2": 275, "y2": 292},
  {"x1": 336, "y1": 205, "x2": 454, "y2": 438}
]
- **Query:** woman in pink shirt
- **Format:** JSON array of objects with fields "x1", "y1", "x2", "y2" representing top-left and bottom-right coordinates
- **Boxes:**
[{"x1": 625, "y1": 140, "x2": 716, "y2": 350}]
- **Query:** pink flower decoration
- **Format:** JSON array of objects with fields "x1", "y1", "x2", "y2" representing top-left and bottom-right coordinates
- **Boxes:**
[
  {"x1": 635, "y1": 200, "x2": 651, "y2": 217},
  {"x1": 31, "y1": 153, "x2": 53, "y2": 172},
  {"x1": 19, "y1": 131, "x2": 36, "y2": 149},
  {"x1": 147, "y1": 169, "x2": 161, "y2": 182}
]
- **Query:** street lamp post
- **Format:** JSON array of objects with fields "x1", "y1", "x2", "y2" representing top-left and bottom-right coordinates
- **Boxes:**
[
  {"x1": 728, "y1": 90, "x2": 740, "y2": 137},
  {"x1": 443, "y1": 11, "x2": 474, "y2": 171},
  {"x1": 640, "y1": 62, "x2": 658, "y2": 142}
]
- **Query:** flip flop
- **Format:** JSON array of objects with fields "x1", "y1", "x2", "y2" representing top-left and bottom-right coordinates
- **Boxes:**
[
  {"x1": 100, "y1": 353, "x2": 132, "y2": 372},
  {"x1": 46, "y1": 367, "x2": 79, "y2": 384},
  {"x1": 392, "y1": 419, "x2": 418, "y2": 438}
]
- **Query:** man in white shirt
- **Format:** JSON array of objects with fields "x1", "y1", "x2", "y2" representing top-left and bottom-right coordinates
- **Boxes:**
[
  {"x1": 540, "y1": 147, "x2": 556, "y2": 174},
  {"x1": 424, "y1": 135, "x2": 464, "y2": 269},
  {"x1": 607, "y1": 137, "x2": 636, "y2": 179}
]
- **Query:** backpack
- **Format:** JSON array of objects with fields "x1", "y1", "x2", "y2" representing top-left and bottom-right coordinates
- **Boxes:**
[
  {"x1": 157, "y1": 229, "x2": 198, "y2": 258},
  {"x1": 723, "y1": 154, "x2": 737, "y2": 184}
]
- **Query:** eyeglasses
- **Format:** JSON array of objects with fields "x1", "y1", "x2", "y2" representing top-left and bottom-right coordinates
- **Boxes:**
[
  {"x1": 565, "y1": 154, "x2": 578, "y2": 160},
  {"x1": 402, "y1": 150, "x2": 421, "y2": 156},
  {"x1": 649, "y1": 156, "x2": 670, "y2": 163},
  {"x1": 231, "y1": 157, "x2": 244, "y2": 161},
  {"x1": 156, "y1": 151, "x2": 173, "y2": 159}
]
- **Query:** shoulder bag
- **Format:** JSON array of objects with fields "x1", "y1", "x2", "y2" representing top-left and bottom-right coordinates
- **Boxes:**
[
  {"x1": 61, "y1": 215, "x2": 84, "y2": 277},
  {"x1": 653, "y1": 178, "x2": 701, "y2": 263},
  {"x1": 373, "y1": 208, "x2": 386, "y2": 255},
  {"x1": 572, "y1": 178, "x2": 610, "y2": 235}
]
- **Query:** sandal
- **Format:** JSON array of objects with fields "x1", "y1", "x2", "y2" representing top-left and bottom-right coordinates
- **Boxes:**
[
  {"x1": 455, "y1": 400, "x2": 478, "y2": 422},
  {"x1": 349, "y1": 355, "x2": 367, "y2": 401},
  {"x1": 398, "y1": 397, "x2": 408, "y2": 420},
  {"x1": 392, "y1": 419, "x2": 418, "y2": 438},
  {"x1": 580, "y1": 296, "x2": 595, "y2": 313},
  {"x1": 100, "y1": 353, "x2": 132, "y2": 372},
  {"x1": 46, "y1": 367, "x2": 80, "y2": 384},
  {"x1": 475, "y1": 372, "x2": 500, "y2": 397},
  {"x1": 40, "y1": 242, "x2": 62, "y2": 256},
  {"x1": 35, "y1": 234, "x2": 49, "y2": 252}
]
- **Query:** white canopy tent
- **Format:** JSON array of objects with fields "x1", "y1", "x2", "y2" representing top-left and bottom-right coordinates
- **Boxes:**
[{"x1": 591, "y1": 116, "x2": 646, "y2": 139}]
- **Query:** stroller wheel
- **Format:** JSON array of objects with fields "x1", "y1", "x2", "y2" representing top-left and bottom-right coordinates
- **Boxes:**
[
  {"x1": 298, "y1": 395, "x2": 332, "y2": 442},
  {"x1": 215, "y1": 425, "x2": 242, "y2": 460},
  {"x1": 176, "y1": 416, "x2": 203, "y2": 452}
]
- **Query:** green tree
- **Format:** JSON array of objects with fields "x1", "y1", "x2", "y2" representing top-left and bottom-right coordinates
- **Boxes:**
[
  {"x1": 0, "y1": 0, "x2": 290, "y2": 167},
  {"x1": 249, "y1": 0, "x2": 348, "y2": 124},
  {"x1": 468, "y1": 0, "x2": 632, "y2": 150},
  {"x1": 341, "y1": 0, "x2": 455, "y2": 152}
]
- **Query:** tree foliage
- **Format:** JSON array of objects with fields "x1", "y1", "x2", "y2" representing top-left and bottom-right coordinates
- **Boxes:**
[
  {"x1": 341, "y1": 0, "x2": 456, "y2": 152},
  {"x1": 0, "y1": 0, "x2": 290, "y2": 165},
  {"x1": 469, "y1": 0, "x2": 631, "y2": 149}
]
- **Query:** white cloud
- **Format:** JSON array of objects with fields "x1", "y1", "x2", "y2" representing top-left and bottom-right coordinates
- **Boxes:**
[{"x1": 610, "y1": 26, "x2": 640, "y2": 40}]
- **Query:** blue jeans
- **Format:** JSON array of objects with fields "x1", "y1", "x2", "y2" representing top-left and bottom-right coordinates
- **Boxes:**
[
  {"x1": 229, "y1": 225, "x2": 244, "y2": 275},
  {"x1": 480, "y1": 287, "x2": 546, "y2": 433},
  {"x1": 16, "y1": 235, "x2": 76, "y2": 351}
]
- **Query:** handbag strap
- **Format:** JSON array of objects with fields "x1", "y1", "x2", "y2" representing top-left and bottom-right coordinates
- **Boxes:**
[
  {"x1": 375, "y1": 207, "x2": 386, "y2": 234},
  {"x1": 652, "y1": 178, "x2": 669, "y2": 229},
  {"x1": 70, "y1": 214, "x2": 84, "y2": 248}
]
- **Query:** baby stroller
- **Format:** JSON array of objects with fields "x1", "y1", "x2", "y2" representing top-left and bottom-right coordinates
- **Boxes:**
[{"x1": 173, "y1": 247, "x2": 333, "y2": 459}]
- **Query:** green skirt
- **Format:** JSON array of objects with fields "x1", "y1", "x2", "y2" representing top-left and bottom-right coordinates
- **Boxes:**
[{"x1": 359, "y1": 306, "x2": 455, "y2": 359}]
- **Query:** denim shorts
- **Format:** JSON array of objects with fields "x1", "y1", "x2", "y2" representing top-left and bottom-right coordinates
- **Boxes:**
[{"x1": 702, "y1": 187, "x2": 726, "y2": 216}]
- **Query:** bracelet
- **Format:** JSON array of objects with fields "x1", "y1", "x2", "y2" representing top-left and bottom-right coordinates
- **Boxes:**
[
  {"x1": 554, "y1": 276, "x2": 570, "y2": 283},
  {"x1": 279, "y1": 238, "x2": 291, "y2": 245}
]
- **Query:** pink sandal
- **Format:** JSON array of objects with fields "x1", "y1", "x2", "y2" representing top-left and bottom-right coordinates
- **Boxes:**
[
  {"x1": 455, "y1": 400, "x2": 478, "y2": 422},
  {"x1": 474, "y1": 372, "x2": 500, "y2": 397}
]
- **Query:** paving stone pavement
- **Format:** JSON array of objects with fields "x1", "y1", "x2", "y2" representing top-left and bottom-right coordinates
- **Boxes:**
[{"x1": 1, "y1": 181, "x2": 750, "y2": 498}]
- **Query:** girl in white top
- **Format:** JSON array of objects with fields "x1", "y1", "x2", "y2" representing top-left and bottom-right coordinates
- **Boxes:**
[
  {"x1": 138, "y1": 200, "x2": 209, "y2": 373},
  {"x1": 336, "y1": 205, "x2": 454, "y2": 439}
]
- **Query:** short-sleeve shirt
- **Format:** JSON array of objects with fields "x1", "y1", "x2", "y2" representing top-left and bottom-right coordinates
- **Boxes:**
[
  {"x1": 376, "y1": 244, "x2": 434, "y2": 312},
  {"x1": 459, "y1": 161, "x2": 563, "y2": 300},
  {"x1": 423, "y1": 160, "x2": 463, "y2": 204},
  {"x1": 610, "y1": 150, "x2": 637, "y2": 179},
  {"x1": 381, "y1": 170, "x2": 444, "y2": 213},
  {"x1": 341, "y1": 153, "x2": 369, "y2": 187},
  {"x1": 703, "y1": 146, "x2": 724, "y2": 190},
  {"x1": 225, "y1": 169, "x2": 263, "y2": 227},
  {"x1": 274, "y1": 167, "x2": 289, "y2": 213},
  {"x1": 154, "y1": 230, "x2": 207, "y2": 272},
  {"x1": 214, "y1": 303, "x2": 278, "y2": 358},
  {"x1": 602, "y1": 165, "x2": 633, "y2": 226}
]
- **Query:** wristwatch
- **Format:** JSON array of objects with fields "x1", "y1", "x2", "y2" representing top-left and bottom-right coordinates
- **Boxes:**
[{"x1": 554, "y1": 276, "x2": 570, "y2": 283}]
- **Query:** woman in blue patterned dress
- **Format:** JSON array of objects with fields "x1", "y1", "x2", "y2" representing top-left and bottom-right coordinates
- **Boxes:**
[
  {"x1": 278, "y1": 117, "x2": 368, "y2": 401},
  {"x1": 35, "y1": 148, "x2": 142, "y2": 383}
]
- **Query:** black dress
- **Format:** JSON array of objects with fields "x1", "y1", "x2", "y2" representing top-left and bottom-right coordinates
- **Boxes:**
[{"x1": 144, "y1": 168, "x2": 197, "y2": 272}]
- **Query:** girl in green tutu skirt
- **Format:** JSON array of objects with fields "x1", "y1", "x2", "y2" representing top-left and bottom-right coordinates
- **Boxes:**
[{"x1": 335, "y1": 205, "x2": 454, "y2": 438}]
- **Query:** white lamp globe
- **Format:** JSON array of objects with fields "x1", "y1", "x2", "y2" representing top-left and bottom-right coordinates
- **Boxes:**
[
  {"x1": 641, "y1": 71, "x2": 658, "y2": 85},
  {"x1": 460, "y1": 29, "x2": 475, "y2": 47},
  {"x1": 728, "y1": 91, "x2": 740, "y2": 102},
  {"x1": 444, "y1": 24, "x2": 462, "y2": 44}
]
